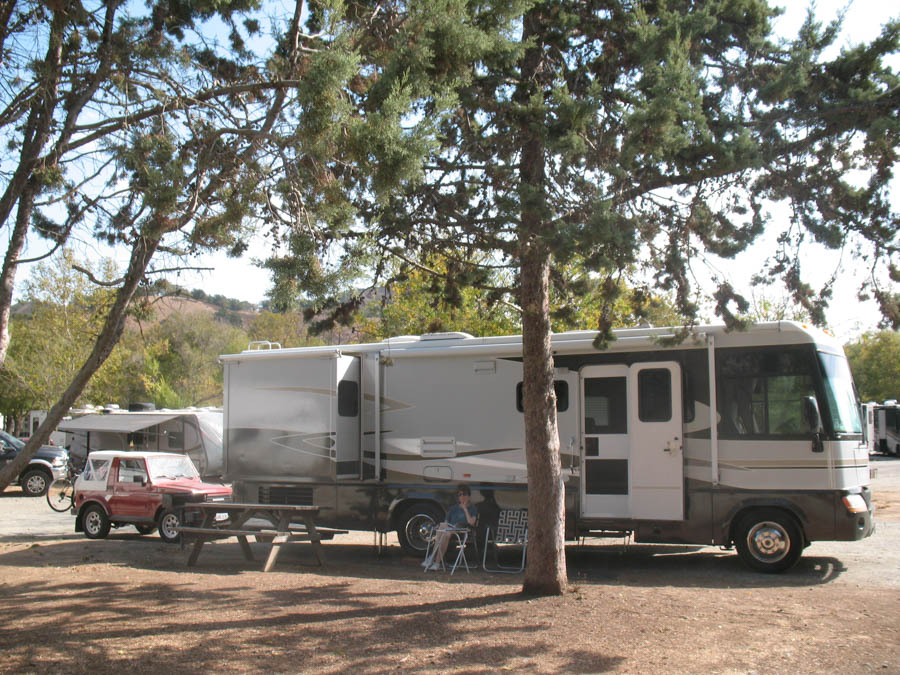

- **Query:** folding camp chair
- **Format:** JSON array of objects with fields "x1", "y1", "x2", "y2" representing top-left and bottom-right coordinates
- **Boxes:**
[
  {"x1": 482, "y1": 509, "x2": 528, "y2": 573},
  {"x1": 424, "y1": 525, "x2": 473, "y2": 574}
]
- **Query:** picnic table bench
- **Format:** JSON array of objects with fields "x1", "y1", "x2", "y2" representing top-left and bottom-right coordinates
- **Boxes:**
[{"x1": 178, "y1": 502, "x2": 347, "y2": 572}]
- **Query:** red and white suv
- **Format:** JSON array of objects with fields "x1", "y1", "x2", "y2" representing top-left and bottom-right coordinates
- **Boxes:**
[{"x1": 73, "y1": 451, "x2": 231, "y2": 543}]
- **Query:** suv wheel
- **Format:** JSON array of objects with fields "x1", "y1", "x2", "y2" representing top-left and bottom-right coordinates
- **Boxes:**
[
  {"x1": 158, "y1": 509, "x2": 181, "y2": 544},
  {"x1": 20, "y1": 468, "x2": 50, "y2": 497},
  {"x1": 83, "y1": 504, "x2": 111, "y2": 539}
]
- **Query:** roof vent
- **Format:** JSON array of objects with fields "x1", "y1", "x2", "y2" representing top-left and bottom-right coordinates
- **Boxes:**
[
  {"x1": 420, "y1": 332, "x2": 474, "y2": 341},
  {"x1": 382, "y1": 335, "x2": 421, "y2": 344}
]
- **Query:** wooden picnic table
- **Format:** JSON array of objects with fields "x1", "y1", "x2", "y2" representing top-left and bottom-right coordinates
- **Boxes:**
[{"x1": 178, "y1": 502, "x2": 346, "y2": 572}]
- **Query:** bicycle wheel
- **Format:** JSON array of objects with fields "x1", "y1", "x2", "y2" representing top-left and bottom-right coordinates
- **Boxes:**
[{"x1": 46, "y1": 478, "x2": 74, "y2": 512}]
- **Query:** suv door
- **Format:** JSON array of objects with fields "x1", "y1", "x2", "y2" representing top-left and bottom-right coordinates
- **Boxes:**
[{"x1": 107, "y1": 458, "x2": 157, "y2": 519}]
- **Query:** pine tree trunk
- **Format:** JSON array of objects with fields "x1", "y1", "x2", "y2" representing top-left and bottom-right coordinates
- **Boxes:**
[
  {"x1": 0, "y1": 181, "x2": 34, "y2": 366},
  {"x1": 515, "y1": 4, "x2": 567, "y2": 596},
  {"x1": 519, "y1": 244, "x2": 568, "y2": 596},
  {"x1": 0, "y1": 8, "x2": 67, "y2": 367},
  {"x1": 0, "y1": 235, "x2": 160, "y2": 492}
]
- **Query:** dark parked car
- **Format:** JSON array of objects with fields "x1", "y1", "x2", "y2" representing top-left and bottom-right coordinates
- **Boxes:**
[{"x1": 0, "y1": 430, "x2": 68, "y2": 496}]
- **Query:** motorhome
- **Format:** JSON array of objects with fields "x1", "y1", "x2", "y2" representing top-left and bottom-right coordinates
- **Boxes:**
[
  {"x1": 59, "y1": 407, "x2": 224, "y2": 478},
  {"x1": 221, "y1": 322, "x2": 874, "y2": 572},
  {"x1": 872, "y1": 401, "x2": 900, "y2": 456}
]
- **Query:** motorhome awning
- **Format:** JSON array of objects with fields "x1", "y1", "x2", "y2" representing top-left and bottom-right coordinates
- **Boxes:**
[{"x1": 58, "y1": 413, "x2": 180, "y2": 433}]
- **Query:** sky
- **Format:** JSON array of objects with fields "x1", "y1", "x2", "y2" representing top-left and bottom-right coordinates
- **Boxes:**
[{"x1": 14, "y1": 0, "x2": 900, "y2": 341}]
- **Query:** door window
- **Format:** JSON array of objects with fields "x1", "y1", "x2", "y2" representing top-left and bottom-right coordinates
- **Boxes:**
[
  {"x1": 584, "y1": 377, "x2": 627, "y2": 434},
  {"x1": 638, "y1": 368, "x2": 672, "y2": 422},
  {"x1": 583, "y1": 376, "x2": 628, "y2": 496},
  {"x1": 117, "y1": 458, "x2": 148, "y2": 484}
]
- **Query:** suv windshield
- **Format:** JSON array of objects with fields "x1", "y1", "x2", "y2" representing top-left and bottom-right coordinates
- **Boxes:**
[
  {"x1": 818, "y1": 352, "x2": 863, "y2": 435},
  {"x1": 146, "y1": 455, "x2": 199, "y2": 480}
]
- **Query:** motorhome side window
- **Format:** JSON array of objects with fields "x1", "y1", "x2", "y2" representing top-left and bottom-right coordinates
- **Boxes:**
[
  {"x1": 718, "y1": 348, "x2": 818, "y2": 438},
  {"x1": 338, "y1": 380, "x2": 359, "y2": 417},
  {"x1": 516, "y1": 381, "x2": 569, "y2": 413}
]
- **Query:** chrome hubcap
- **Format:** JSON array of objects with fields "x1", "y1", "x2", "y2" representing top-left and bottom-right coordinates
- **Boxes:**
[
  {"x1": 26, "y1": 474, "x2": 45, "y2": 494},
  {"x1": 405, "y1": 515, "x2": 436, "y2": 551},
  {"x1": 747, "y1": 521, "x2": 789, "y2": 562}
]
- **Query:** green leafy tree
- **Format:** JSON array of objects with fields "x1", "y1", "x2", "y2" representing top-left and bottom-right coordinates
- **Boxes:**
[
  {"x1": 136, "y1": 313, "x2": 248, "y2": 408},
  {"x1": 845, "y1": 331, "x2": 900, "y2": 402},
  {"x1": 356, "y1": 257, "x2": 685, "y2": 340},
  {"x1": 268, "y1": 1, "x2": 899, "y2": 595},
  {"x1": 247, "y1": 310, "x2": 310, "y2": 348},
  {"x1": 0, "y1": 251, "x2": 131, "y2": 427}
]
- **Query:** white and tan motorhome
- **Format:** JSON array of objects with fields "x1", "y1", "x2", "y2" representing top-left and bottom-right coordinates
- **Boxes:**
[{"x1": 221, "y1": 322, "x2": 875, "y2": 572}]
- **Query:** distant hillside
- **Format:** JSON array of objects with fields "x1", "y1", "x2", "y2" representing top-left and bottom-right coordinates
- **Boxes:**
[
  {"x1": 130, "y1": 295, "x2": 259, "y2": 329},
  {"x1": 12, "y1": 293, "x2": 259, "y2": 330}
]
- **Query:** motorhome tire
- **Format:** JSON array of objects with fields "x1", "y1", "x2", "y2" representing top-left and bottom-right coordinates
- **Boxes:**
[
  {"x1": 157, "y1": 509, "x2": 181, "y2": 544},
  {"x1": 397, "y1": 503, "x2": 444, "y2": 556},
  {"x1": 20, "y1": 468, "x2": 50, "y2": 497},
  {"x1": 83, "y1": 505, "x2": 111, "y2": 539},
  {"x1": 734, "y1": 509, "x2": 803, "y2": 573}
]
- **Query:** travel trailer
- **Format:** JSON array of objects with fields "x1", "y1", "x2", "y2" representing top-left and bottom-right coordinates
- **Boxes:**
[
  {"x1": 221, "y1": 322, "x2": 875, "y2": 572},
  {"x1": 59, "y1": 408, "x2": 224, "y2": 478},
  {"x1": 871, "y1": 401, "x2": 900, "y2": 456}
]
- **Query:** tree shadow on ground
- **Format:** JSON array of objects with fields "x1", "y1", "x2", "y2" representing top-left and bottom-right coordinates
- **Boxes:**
[
  {"x1": 0, "y1": 573, "x2": 627, "y2": 674},
  {"x1": 0, "y1": 533, "x2": 846, "y2": 589}
]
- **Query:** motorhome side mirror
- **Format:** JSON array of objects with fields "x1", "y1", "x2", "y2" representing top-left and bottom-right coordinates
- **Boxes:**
[{"x1": 803, "y1": 396, "x2": 822, "y2": 433}]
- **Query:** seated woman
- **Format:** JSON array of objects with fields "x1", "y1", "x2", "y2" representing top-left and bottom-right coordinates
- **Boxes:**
[{"x1": 423, "y1": 484, "x2": 478, "y2": 571}]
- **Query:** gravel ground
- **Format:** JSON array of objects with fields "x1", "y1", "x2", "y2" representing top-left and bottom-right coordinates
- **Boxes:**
[{"x1": 0, "y1": 455, "x2": 898, "y2": 673}]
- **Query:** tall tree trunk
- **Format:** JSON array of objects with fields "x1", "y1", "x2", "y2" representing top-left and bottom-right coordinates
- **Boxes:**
[
  {"x1": 0, "y1": 8, "x2": 66, "y2": 367},
  {"x1": 0, "y1": 235, "x2": 160, "y2": 492},
  {"x1": 0, "y1": 179, "x2": 36, "y2": 365},
  {"x1": 517, "y1": 5, "x2": 567, "y2": 596},
  {"x1": 520, "y1": 244, "x2": 568, "y2": 595}
]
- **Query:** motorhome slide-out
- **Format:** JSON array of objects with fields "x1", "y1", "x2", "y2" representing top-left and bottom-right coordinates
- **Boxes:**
[{"x1": 220, "y1": 322, "x2": 875, "y2": 573}]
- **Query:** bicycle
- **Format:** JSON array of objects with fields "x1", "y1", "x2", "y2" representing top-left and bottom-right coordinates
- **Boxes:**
[{"x1": 46, "y1": 457, "x2": 81, "y2": 512}]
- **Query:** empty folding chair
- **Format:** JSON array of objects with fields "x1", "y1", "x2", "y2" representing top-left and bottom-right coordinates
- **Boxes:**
[{"x1": 482, "y1": 509, "x2": 527, "y2": 573}]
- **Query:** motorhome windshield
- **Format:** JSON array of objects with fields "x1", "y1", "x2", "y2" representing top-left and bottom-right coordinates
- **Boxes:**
[{"x1": 818, "y1": 352, "x2": 862, "y2": 435}]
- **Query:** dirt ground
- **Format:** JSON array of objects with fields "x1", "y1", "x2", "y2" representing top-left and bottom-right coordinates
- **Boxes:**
[{"x1": 1, "y1": 457, "x2": 899, "y2": 674}]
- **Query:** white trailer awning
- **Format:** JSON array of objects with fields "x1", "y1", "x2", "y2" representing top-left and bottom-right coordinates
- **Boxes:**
[{"x1": 58, "y1": 413, "x2": 180, "y2": 433}]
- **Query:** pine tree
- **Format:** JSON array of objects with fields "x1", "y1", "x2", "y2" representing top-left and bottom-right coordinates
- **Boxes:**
[{"x1": 277, "y1": 0, "x2": 899, "y2": 595}]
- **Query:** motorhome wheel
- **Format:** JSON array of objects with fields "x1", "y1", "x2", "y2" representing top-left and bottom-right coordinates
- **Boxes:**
[
  {"x1": 734, "y1": 509, "x2": 803, "y2": 573},
  {"x1": 397, "y1": 503, "x2": 444, "y2": 556}
]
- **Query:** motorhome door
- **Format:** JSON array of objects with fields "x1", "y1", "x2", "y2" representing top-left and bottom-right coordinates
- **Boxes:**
[
  {"x1": 334, "y1": 355, "x2": 361, "y2": 479},
  {"x1": 580, "y1": 362, "x2": 683, "y2": 520}
]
